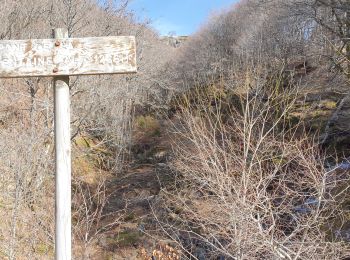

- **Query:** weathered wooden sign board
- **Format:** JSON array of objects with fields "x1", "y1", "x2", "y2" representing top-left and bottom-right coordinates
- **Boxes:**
[
  {"x1": 0, "y1": 36, "x2": 136, "y2": 77},
  {"x1": 0, "y1": 29, "x2": 137, "y2": 260}
]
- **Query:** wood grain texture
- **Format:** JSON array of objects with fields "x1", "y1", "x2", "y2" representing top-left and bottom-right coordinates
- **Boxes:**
[
  {"x1": 0, "y1": 36, "x2": 136, "y2": 77},
  {"x1": 53, "y1": 28, "x2": 71, "y2": 260}
]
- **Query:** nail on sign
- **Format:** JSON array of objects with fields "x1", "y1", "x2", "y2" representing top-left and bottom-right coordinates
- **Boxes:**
[{"x1": 0, "y1": 36, "x2": 136, "y2": 77}]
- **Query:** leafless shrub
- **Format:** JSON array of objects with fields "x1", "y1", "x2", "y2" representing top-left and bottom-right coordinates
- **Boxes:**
[
  {"x1": 72, "y1": 177, "x2": 125, "y2": 259},
  {"x1": 155, "y1": 71, "x2": 350, "y2": 259},
  {"x1": 0, "y1": 125, "x2": 54, "y2": 259}
]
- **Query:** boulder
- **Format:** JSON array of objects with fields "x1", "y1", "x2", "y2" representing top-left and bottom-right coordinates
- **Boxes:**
[{"x1": 321, "y1": 93, "x2": 350, "y2": 154}]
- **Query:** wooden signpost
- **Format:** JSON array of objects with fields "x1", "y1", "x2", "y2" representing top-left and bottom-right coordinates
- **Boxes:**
[
  {"x1": 0, "y1": 34, "x2": 136, "y2": 77},
  {"x1": 0, "y1": 28, "x2": 137, "y2": 260}
]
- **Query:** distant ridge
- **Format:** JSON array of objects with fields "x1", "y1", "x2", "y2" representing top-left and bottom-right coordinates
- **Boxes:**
[{"x1": 160, "y1": 35, "x2": 188, "y2": 48}]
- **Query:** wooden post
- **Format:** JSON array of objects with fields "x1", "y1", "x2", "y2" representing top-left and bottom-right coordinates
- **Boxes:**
[{"x1": 53, "y1": 28, "x2": 71, "y2": 260}]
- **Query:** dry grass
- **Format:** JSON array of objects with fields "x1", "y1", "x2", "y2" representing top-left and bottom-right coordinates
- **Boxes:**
[{"x1": 138, "y1": 243, "x2": 181, "y2": 260}]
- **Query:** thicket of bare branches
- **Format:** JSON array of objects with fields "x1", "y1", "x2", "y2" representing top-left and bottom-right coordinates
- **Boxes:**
[
  {"x1": 1, "y1": 0, "x2": 349, "y2": 258},
  {"x1": 0, "y1": 0, "x2": 173, "y2": 258},
  {"x1": 156, "y1": 71, "x2": 350, "y2": 259},
  {"x1": 165, "y1": 0, "x2": 349, "y2": 90}
]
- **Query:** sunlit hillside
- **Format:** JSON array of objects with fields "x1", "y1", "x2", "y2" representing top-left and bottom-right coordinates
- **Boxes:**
[{"x1": 0, "y1": 0, "x2": 349, "y2": 259}]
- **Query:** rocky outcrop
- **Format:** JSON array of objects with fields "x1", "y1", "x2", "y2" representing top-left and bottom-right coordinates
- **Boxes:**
[
  {"x1": 320, "y1": 93, "x2": 350, "y2": 153},
  {"x1": 160, "y1": 36, "x2": 188, "y2": 48}
]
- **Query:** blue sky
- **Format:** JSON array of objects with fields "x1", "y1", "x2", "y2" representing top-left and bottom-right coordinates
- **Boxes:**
[{"x1": 128, "y1": 0, "x2": 239, "y2": 36}]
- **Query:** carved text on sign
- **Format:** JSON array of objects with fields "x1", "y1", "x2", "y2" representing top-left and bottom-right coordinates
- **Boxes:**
[{"x1": 0, "y1": 36, "x2": 136, "y2": 77}]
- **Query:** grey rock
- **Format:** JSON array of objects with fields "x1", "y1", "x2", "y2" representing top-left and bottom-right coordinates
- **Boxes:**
[{"x1": 321, "y1": 93, "x2": 350, "y2": 147}]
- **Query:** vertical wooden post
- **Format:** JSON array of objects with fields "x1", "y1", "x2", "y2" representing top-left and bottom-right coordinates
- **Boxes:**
[{"x1": 53, "y1": 28, "x2": 71, "y2": 260}]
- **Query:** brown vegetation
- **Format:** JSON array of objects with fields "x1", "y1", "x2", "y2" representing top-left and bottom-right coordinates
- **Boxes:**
[
  {"x1": 155, "y1": 72, "x2": 350, "y2": 259},
  {"x1": 1, "y1": 0, "x2": 350, "y2": 259}
]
